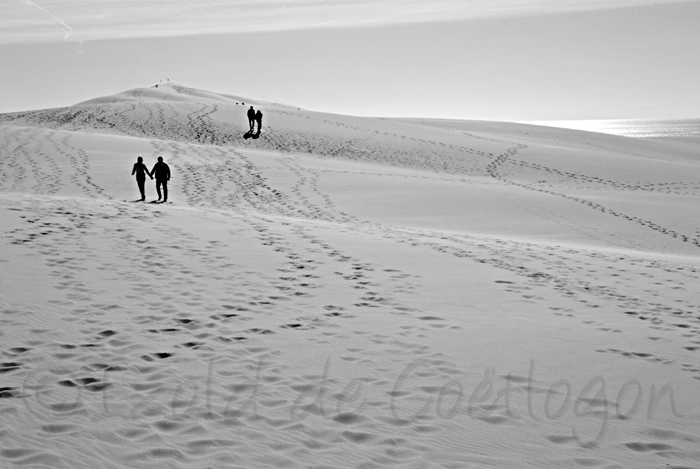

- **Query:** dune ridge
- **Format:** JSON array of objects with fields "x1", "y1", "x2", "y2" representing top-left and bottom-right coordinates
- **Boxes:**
[{"x1": 1, "y1": 83, "x2": 699, "y2": 468}]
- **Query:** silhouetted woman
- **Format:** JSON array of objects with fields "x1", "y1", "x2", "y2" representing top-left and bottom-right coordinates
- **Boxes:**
[
  {"x1": 255, "y1": 109, "x2": 263, "y2": 132},
  {"x1": 132, "y1": 156, "x2": 152, "y2": 201}
]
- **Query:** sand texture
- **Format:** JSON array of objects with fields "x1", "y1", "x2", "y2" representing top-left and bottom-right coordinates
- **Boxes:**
[{"x1": 1, "y1": 82, "x2": 699, "y2": 468}]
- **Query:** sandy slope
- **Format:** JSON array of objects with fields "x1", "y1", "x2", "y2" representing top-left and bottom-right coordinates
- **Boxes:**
[{"x1": 1, "y1": 82, "x2": 699, "y2": 469}]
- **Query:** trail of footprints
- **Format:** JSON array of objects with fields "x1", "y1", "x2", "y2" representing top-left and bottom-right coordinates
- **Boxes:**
[
  {"x1": 4, "y1": 104, "x2": 700, "y2": 377},
  {"x1": 361, "y1": 220, "x2": 700, "y2": 378},
  {"x1": 485, "y1": 141, "x2": 700, "y2": 247},
  {"x1": 3, "y1": 93, "x2": 700, "y2": 465},
  {"x1": 3, "y1": 99, "x2": 700, "y2": 361},
  {"x1": 1, "y1": 205, "x2": 487, "y2": 469},
  {"x1": 1, "y1": 193, "x2": 458, "y2": 383},
  {"x1": 3, "y1": 96, "x2": 698, "y2": 246}
]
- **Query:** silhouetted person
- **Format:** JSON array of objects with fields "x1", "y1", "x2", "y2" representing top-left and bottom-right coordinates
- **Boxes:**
[
  {"x1": 247, "y1": 106, "x2": 255, "y2": 132},
  {"x1": 255, "y1": 109, "x2": 263, "y2": 133},
  {"x1": 131, "y1": 156, "x2": 152, "y2": 201},
  {"x1": 151, "y1": 156, "x2": 171, "y2": 202}
]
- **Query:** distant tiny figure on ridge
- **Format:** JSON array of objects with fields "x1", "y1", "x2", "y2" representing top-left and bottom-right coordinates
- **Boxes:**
[
  {"x1": 151, "y1": 156, "x2": 171, "y2": 203},
  {"x1": 247, "y1": 106, "x2": 256, "y2": 132},
  {"x1": 131, "y1": 156, "x2": 153, "y2": 201},
  {"x1": 255, "y1": 109, "x2": 263, "y2": 133}
]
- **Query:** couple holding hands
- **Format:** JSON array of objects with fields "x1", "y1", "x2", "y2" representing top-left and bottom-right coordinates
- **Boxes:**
[{"x1": 131, "y1": 156, "x2": 171, "y2": 202}]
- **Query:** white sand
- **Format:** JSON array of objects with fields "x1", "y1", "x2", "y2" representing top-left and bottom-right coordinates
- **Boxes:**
[{"x1": 1, "y1": 82, "x2": 699, "y2": 468}]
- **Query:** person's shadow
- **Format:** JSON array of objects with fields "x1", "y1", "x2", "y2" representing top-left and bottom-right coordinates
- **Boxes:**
[{"x1": 244, "y1": 130, "x2": 261, "y2": 139}]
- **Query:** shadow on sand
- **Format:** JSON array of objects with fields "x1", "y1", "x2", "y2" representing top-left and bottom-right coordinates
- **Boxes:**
[{"x1": 244, "y1": 130, "x2": 261, "y2": 140}]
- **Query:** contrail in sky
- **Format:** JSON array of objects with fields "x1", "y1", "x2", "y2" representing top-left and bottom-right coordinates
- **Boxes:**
[{"x1": 20, "y1": 0, "x2": 74, "y2": 40}]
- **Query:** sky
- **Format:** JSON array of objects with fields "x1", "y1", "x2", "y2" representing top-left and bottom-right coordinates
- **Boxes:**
[{"x1": 1, "y1": 0, "x2": 699, "y2": 120}]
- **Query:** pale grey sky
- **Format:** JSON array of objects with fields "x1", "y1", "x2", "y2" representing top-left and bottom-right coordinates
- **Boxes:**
[
  {"x1": 1, "y1": 0, "x2": 699, "y2": 120},
  {"x1": 3, "y1": 0, "x2": 694, "y2": 43}
]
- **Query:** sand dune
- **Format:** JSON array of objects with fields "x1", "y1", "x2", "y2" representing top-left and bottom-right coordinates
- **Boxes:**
[{"x1": 1, "y1": 82, "x2": 699, "y2": 468}]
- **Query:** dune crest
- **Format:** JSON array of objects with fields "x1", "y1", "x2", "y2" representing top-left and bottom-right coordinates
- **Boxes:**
[{"x1": 77, "y1": 81, "x2": 282, "y2": 108}]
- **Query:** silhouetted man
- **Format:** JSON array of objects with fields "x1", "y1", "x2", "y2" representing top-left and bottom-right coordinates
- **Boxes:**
[
  {"x1": 255, "y1": 109, "x2": 263, "y2": 133},
  {"x1": 151, "y1": 156, "x2": 171, "y2": 202},
  {"x1": 247, "y1": 106, "x2": 256, "y2": 132},
  {"x1": 131, "y1": 156, "x2": 153, "y2": 201}
]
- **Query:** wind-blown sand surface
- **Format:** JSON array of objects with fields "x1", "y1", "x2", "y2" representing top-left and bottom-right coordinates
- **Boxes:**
[{"x1": 1, "y1": 82, "x2": 699, "y2": 468}]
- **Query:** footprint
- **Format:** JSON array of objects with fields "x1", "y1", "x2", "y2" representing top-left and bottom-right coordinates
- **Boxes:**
[
  {"x1": 0, "y1": 362, "x2": 22, "y2": 374},
  {"x1": 141, "y1": 352, "x2": 172, "y2": 361}
]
